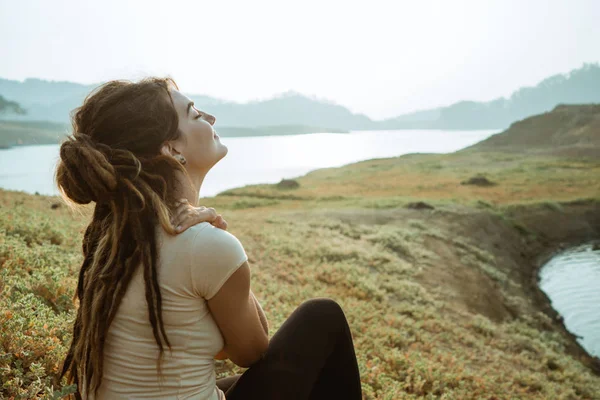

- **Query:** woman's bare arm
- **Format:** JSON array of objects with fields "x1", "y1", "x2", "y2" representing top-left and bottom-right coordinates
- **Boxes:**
[
  {"x1": 214, "y1": 290, "x2": 268, "y2": 361},
  {"x1": 251, "y1": 290, "x2": 269, "y2": 336}
]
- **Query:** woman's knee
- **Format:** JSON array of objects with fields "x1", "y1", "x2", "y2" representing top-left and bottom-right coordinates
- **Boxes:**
[{"x1": 297, "y1": 297, "x2": 346, "y2": 323}]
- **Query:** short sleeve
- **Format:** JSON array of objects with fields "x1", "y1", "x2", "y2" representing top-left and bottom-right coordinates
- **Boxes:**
[{"x1": 188, "y1": 224, "x2": 248, "y2": 300}]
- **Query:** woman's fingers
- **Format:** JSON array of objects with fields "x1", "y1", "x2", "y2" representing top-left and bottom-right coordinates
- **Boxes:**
[
  {"x1": 220, "y1": 217, "x2": 228, "y2": 230},
  {"x1": 169, "y1": 198, "x2": 225, "y2": 234},
  {"x1": 171, "y1": 203, "x2": 221, "y2": 233},
  {"x1": 214, "y1": 215, "x2": 228, "y2": 230},
  {"x1": 196, "y1": 207, "x2": 218, "y2": 223},
  {"x1": 173, "y1": 210, "x2": 201, "y2": 233},
  {"x1": 170, "y1": 212, "x2": 186, "y2": 230},
  {"x1": 170, "y1": 200, "x2": 192, "y2": 231},
  {"x1": 170, "y1": 200, "x2": 187, "y2": 224},
  {"x1": 214, "y1": 215, "x2": 223, "y2": 226}
]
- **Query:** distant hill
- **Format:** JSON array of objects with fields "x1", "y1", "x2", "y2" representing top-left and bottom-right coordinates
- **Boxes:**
[
  {"x1": 0, "y1": 79, "x2": 375, "y2": 130},
  {"x1": 0, "y1": 120, "x2": 69, "y2": 148},
  {"x1": 382, "y1": 63, "x2": 600, "y2": 130},
  {"x1": 212, "y1": 124, "x2": 347, "y2": 137},
  {"x1": 0, "y1": 120, "x2": 347, "y2": 148},
  {"x1": 0, "y1": 95, "x2": 26, "y2": 115},
  {"x1": 460, "y1": 104, "x2": 600, "y2": 158},
  {"x1": 203, "y1": 91, "x2": 373, "y2": 130},
  {"x1": 1, "y1": 63, "x2": 600, "y2": 130}
]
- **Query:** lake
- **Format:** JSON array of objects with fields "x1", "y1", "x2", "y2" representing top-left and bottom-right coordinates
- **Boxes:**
[
  {"x1": 0, "y1": 129, "x2": 497, "y2": 198},
  {"x1": 539, "y1": 243, "x2": 600, "y2": 357}
]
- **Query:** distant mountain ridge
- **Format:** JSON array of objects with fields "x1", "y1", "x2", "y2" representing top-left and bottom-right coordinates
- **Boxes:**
[
  {"x1": 203, "y1": 90, "x2": 373, "y2": 130},
  {"x1": 1, "y1": 63, "x2": 600, "y2": 130},
  {"x1": 381, "y1": 63, "x2": 600, "y2": 130}
]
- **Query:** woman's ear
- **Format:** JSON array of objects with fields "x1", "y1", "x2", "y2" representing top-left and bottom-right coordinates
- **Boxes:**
[{"x1": 161, "y1": 142, "x2": 175, "y2": 158}]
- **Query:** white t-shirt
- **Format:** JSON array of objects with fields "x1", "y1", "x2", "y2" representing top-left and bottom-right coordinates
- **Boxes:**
[{"x1": 84, "y1": 222, "x2": 248, "y2": 399}]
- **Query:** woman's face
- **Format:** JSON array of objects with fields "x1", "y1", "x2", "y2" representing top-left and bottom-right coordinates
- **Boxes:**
[{"x1": 166, "y1": 89, "x2": 228, "y2": 173}]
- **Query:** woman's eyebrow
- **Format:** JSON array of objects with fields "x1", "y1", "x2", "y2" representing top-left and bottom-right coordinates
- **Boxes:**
[{"x1": 186, "y1": 101, "x2": 195, "y2": 116}]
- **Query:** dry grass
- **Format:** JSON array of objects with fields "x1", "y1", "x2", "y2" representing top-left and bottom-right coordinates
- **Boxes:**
[
  {"x1": 218, "y1": 151, "x2": 600, "y2": 207},
  {"x1": 1, "y1": 149, "x2": 599, "y2": 399}
]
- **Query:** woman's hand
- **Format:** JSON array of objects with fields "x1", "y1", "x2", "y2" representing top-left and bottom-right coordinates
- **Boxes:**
[{"x1": 170, "y1": 198, "x2": 228, "y2": 233}]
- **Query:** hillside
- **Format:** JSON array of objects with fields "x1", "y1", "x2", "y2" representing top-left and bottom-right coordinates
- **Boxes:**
[
  {"x1": 460, "y1": 104, "x2": 600, "y2": 158},
  {"x1": 2, "y1": 63, "x2": 600, "y2": 130}
]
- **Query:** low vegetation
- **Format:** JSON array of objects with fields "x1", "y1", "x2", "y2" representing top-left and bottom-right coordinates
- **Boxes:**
[{"x1": 1, "y1": 142, "x2": 599, "y2": 398}]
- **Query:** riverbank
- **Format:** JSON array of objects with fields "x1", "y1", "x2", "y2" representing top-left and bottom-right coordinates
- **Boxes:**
[
  {"x1": 0, "y1": 119, "x2": 348, "y2": 148},
  {"x1": 1, "y1": 144, "x2": 599, "y2": 398},
  {"x1": 494, "y1": 200, "x2": 600, "y2": 371},
  {"x1": 538, "y1": 242, "x2": 600, "y2": 359}
]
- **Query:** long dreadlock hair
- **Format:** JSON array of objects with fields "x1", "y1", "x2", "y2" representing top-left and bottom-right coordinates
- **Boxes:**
[{"x1": 55, "y1": 77, "x2": 193, "y2": 399}]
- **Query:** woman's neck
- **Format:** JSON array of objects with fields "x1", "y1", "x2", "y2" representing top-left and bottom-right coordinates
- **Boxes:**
[{"x1": 174, "y1": 170, "x2": 207, "y2": 206}]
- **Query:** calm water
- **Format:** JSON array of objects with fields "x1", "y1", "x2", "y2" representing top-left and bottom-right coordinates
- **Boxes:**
[
  {"x1": 0, "y1": 129, "x2": 496, "y2": 197},
  {"x1": 539, "y1": 244, "x2": 600, "y2": 357}
]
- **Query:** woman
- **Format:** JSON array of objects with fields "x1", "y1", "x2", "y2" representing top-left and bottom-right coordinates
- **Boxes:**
[{"x1": 56, "y1": 77, "x2": 362, "y2": 400}]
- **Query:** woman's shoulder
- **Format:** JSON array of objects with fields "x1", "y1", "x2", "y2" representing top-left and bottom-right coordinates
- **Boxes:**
[
  {"x1": 187, "y1": 223, "x2": 244, "y2": 248},
  {"x1": 160, "y1": 223, "x2": 244, "y2": 253},
  {"x1": 188, "y1": 224, "x2": 247, "y2": 271},
  {"x1": 185, "y1": 221, "x2": 213, "y2": 236},
  {"x1": 158, "y1": 222, "x2": 209, "y2": 245}
]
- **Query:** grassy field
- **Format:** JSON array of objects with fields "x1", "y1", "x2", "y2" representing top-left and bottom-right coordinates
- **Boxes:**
[{"x1": 1, "y1": 148, "x2": 600, "y2": 399}]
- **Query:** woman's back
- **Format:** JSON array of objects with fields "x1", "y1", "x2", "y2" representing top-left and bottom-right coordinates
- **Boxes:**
[
  {"x1": 55, "y1": 77, "x2": 361, "y2": 399},
  {"x1": 87, "y1": 222, "x2": 248, "y2": 400}
]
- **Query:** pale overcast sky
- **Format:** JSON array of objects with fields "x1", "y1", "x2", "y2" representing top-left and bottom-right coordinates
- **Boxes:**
[{"x1": 1, "y1": 0, "x2": 599, "y2": 119}]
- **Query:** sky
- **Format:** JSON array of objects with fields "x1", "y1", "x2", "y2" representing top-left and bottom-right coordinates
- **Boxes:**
[{"x1": 1, "y1": 0, "x2": 599, "y2": 120}]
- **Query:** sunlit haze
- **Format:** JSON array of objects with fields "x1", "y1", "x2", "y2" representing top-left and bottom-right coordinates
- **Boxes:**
[{"x1": 1, "y1": 0, "x2": 599, "y2": 119}]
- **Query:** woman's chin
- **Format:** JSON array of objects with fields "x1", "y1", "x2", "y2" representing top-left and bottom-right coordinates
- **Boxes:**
[{"x1": 217, "y1": 145, "x2": 228, "y2": 161}]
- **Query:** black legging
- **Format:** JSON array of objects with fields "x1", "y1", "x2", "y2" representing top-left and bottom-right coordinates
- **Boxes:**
[{"x1": 215, "y1": 298, "x2": 362, "y2": 400}]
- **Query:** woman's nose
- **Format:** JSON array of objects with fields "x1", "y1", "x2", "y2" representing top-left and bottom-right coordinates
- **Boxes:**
[{"x1": 206, "y1": 113, "x2": 216, "y2": 126}]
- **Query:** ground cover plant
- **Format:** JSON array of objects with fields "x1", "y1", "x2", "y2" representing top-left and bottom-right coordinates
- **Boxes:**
[{"x1": 1, "y1": 149, "x2": 599, "y2": 399}]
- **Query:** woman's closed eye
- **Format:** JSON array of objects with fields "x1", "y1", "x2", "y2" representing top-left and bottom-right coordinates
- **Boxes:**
[{"x1": 193, "y1": 107, "x2": 216, "y2": 125}]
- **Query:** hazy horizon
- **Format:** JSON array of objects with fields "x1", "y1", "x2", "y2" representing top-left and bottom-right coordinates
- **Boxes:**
[{"x1": 1, "y1": 0, "x2": 599, "y2": 119}]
